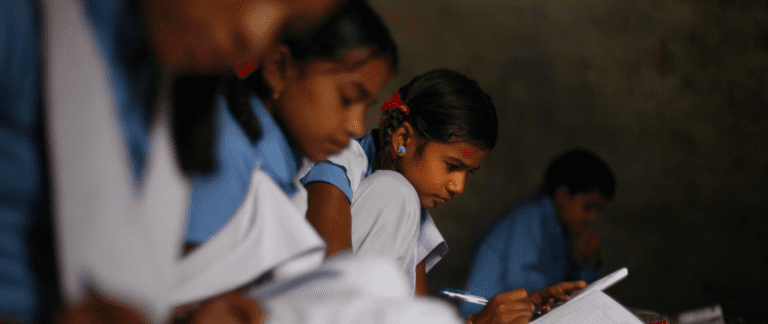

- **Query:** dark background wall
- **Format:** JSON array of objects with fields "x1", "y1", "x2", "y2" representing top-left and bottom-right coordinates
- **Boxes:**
[{"x1": 365, "y1": 0, "x2": 768, "y2": 320}]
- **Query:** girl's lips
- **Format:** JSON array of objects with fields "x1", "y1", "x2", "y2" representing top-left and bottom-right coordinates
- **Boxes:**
[{"x1": 434, "y1": 196, "x2": 449, "y2": 205}]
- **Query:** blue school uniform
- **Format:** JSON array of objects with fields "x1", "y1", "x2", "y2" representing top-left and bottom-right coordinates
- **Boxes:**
[
  {"x1": 0, "y1": 0, "x2": 154, "y2": 321},
  {"x1": 173, "y1": 95, "x2": 324, "y2": 306},
  {"x1": 184, "y1": 96, "x2": 302, "y2": 244},
  {"x1": 299, "y1": 130, "x2": 448, "y2": 287},
  {"x1": 460, "y1": 192, "x2": 602, "y2": 316}
]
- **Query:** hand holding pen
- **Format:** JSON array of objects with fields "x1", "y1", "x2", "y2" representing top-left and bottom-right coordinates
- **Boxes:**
[
  {"x1": 442, "y1": 288, "x2": 536, "y2": 324},
  {"x1": 441, "y1": 281, "x2": 587, "y2": 324}
]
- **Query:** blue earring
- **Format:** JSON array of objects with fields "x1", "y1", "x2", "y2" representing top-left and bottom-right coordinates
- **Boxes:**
[{"x1": 397, "y1": 145, "x2": 405, "y2": 154}]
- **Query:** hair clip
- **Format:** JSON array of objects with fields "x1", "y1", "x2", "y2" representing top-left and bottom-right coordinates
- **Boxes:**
[{"x1": 380, "y1": 92, "x2": 409, "y2": 114}]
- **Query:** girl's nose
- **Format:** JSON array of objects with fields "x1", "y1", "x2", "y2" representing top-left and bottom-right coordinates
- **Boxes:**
[
  {"x1": 346, "y1": 103, "x2": 367, "y2": 138},
  {"x1": 447, "y1": 174, "x2": 465, "y2": 196}
]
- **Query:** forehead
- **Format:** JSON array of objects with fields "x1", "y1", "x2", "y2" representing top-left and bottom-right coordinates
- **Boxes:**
[
  {"x1": 425, "y1": 140, "x2": 490, "y2": 168},
  {"x1": 300, "y1": 57, "x2": 390, "y2": 78},
  {"x1": 575, "y1": 191, "x2": 608, "y2": 208},
  {"x1": 296, "y1": 57, "x2": 392, "y2": 92}
]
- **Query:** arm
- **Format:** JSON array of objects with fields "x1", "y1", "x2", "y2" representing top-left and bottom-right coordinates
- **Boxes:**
[
  {"x1": 414, "y1": 260, "x2": 428, "y2": 296},
  {"x1": 305, "y1": 182, "x2": 353, "y2": 257}
]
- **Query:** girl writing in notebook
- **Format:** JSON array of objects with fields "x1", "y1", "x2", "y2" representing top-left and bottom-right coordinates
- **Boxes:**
[{"x1": 301, "y1": 69, "x2": 585, "y2": 324}]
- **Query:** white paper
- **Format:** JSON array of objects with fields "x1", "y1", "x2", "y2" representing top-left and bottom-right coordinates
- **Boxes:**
[{"x1": 531, "y1": 290, "x2": 642, "y2": 324}]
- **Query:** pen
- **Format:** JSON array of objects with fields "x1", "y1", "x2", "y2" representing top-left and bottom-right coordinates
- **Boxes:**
[
  {"x1": 440, "y1": 288, "x2": 542, "y2": 316},
  {"x1": 440, "y1": 287, "x2": 488, "y2": 305}
]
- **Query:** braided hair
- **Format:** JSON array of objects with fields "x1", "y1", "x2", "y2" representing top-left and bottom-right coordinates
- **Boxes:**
[{"x1": 376, "y1": 69, "x2": 498, "y2": 170}]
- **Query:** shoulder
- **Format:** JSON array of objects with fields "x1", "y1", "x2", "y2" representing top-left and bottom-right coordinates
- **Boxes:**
[
  {"x1": 358, "y1": 170, "x2": 417, "y2": 200},
  {"x1": 486, "y1": 194, "x2": 551, "y2": 242},
  {"x1": 352, "y1": 170, "x2": 420, "y2": 217},
  {"x1": 300, "y1": 139, "x2": 368, "y2": 201},
  {"x1": 504, "y1": 194, "x2": 552, "y2": 224},
  {"x1": 326, "y1": 139, "x2": 367, "y2": 170},
  {"x1": 355, "y1": 131, "x2": 378, "y2": 175}
]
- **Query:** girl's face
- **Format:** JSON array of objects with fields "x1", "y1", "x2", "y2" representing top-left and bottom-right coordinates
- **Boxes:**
[
  {"x1": 394, "y1": 131, "x2": 491, "y2": 208},
  {"x1": 267, "y1": 53, "x2": 393, "y2": 163}
]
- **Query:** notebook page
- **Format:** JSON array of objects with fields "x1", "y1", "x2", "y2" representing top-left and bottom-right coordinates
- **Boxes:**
[{"x1": 530, "y1": 290, "x2": 643, "y2": 324}]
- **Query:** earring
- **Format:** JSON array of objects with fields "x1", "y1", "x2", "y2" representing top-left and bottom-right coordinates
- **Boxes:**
[
  {"x1": 397, "y1": 145, "x2": 405, "y2": 154},
  {"x1": 272, "y1": 92, "x2": 280, "y2": 100}
]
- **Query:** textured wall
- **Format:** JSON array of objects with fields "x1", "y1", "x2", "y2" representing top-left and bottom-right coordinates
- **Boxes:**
[{"x1": 365, "y1": 0, "x2": 768, "y2": 320}]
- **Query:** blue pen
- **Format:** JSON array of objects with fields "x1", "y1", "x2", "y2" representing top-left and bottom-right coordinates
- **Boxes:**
[{"x1": 440, "y1": 288, "x2": 542, "y2": 316}]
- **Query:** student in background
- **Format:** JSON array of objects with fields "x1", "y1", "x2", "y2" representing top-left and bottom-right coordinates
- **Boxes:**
[
  {"x1": 0, "y1": 0, "x2": 341, "y2": 322},
  {"x1": 300, "y1": 69, "x2": 585, "y2": 324},
  {"x1": 461, "y1": 149, "x2": 616, "y2": 318}
]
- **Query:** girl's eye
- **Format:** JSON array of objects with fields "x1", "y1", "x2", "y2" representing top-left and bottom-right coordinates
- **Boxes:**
[
  {"x1": 446, "y1": 163, "x2": 459, "y2": 171},
  {"x1": 337, "y1": 90, "x2": 352, "y2": 107}
]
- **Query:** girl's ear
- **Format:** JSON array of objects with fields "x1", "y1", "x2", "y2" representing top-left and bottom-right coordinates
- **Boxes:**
[
  {"x1": 261, "y1": 44, "x2": 295, "y2": 97},
  {"x1": 391, "y1": 121, "x2": 416, "y2": 153}
]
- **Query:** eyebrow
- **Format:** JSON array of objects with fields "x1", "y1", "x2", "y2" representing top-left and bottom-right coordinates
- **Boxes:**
[{"x1": 446, "y1": 156, "x2": 479, "y2": 171}]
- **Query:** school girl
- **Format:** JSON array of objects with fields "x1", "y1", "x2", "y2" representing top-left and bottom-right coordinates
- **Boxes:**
[
  {"x1": 300, "y1": 69, "x2": 587, "y2": 324},
  {"x1": 300, "y1": 69, "x2": 495, "y2": 290},
  {"x1": 172, "y1": 1, "x2": 466, "y2": 324},
  {"x1": 173, "y1": 0, "x2": 394, "y2": 304}
]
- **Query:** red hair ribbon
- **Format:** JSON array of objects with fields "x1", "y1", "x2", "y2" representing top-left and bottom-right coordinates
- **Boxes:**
[{"x1": 380, "y1": 92, "x2": 409, "y2": 114}]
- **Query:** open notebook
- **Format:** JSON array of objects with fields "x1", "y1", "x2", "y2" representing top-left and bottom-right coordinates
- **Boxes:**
[{"x1": 531, "y1": 267, "x2": 644, "y2": 324}]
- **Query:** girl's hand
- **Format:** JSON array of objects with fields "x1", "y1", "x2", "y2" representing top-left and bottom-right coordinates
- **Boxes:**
[
  {"x1": 469, "y1": 289, "x2": 534, "y2": 324},
  {"x1": 528, "y1": 281, "x2": 587, "y2": 314}
]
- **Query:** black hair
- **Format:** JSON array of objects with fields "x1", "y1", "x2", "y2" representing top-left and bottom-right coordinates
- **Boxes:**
[
  {"x1": 544, "y1": 149, "x2": 616, "y2": 200},
  {"x1": 244, "y1": 0, "x2": 398, "y2": 99},
  {"x1": 173, "y1": 0, "x2": 398, "y2": 176},
  {"x1": 376, "y1": 69, "x2": 498, "y2": 170},
  {"x1": 281, "y1": 0, "x2": 398, "y2": 69}
]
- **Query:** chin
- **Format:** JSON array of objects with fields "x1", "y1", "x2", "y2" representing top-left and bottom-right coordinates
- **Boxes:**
[{"x1": 307, "y1": 153, "x2": 327, "y2": 164}]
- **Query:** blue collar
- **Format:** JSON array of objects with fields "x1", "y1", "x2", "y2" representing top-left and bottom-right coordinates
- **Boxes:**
[
  {"x1": 250, "y1": 96, "x2": 302, "y2": 196},
  {"x1": 83, "y1": 0, "x2": 157, "y2": 187}
]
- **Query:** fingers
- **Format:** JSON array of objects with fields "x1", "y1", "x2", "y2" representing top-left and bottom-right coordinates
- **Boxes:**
[
  {"x1": 556, "y1": 280, "x2": 587, "y2": 294},
  {"x1": 493, "y1": 288, "x2": 529, "y2": 302},
  {"x1": 530, "y1": 280, "x2": 587, "y2": 306},
  {"x1": 475, "y1": 290, "x2": 535, "y2": 324}
]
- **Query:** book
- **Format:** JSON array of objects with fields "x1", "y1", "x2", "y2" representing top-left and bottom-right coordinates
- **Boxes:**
[{"x1": 530, "y1": 267, "x2": 643, "y2": 324}]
